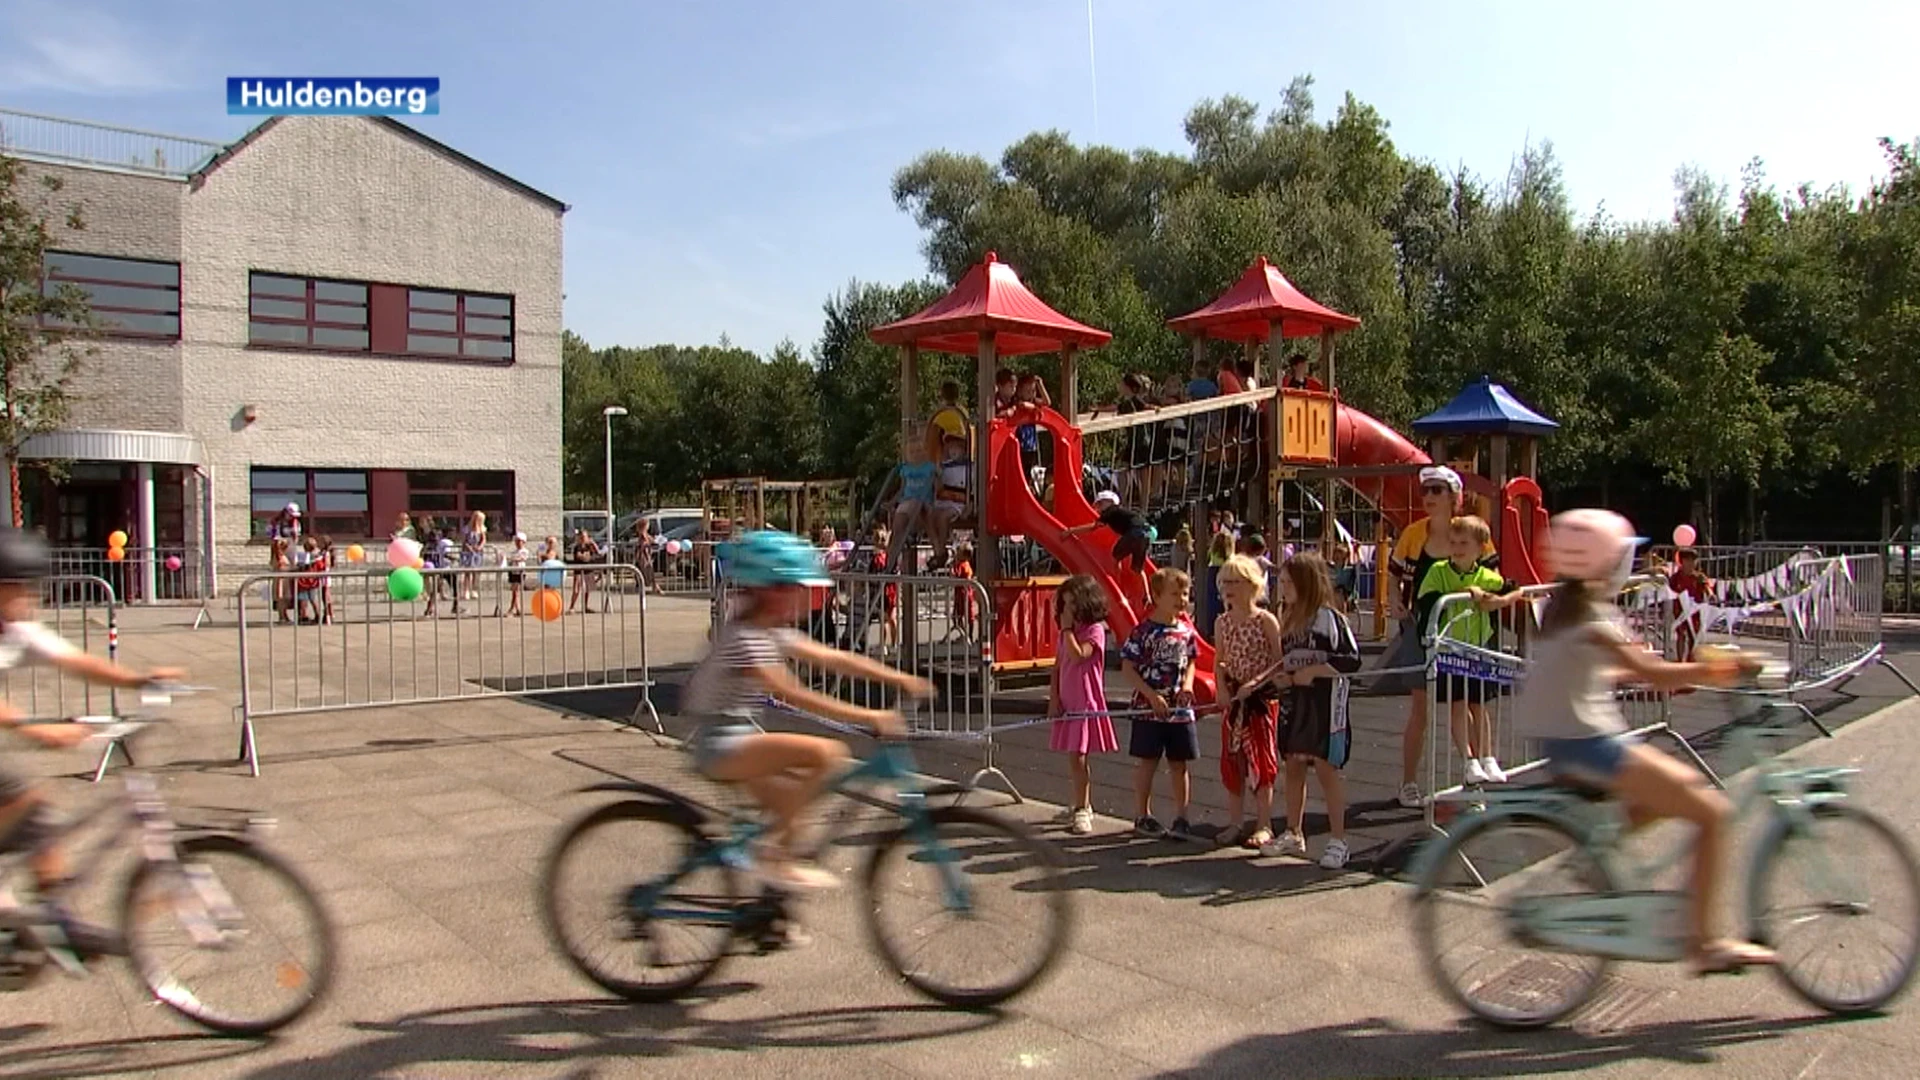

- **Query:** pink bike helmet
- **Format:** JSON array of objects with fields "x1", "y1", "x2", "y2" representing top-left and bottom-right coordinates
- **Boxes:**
[{"x1": 1546, "y1": 509, "x2": 1641, "y2": 590}]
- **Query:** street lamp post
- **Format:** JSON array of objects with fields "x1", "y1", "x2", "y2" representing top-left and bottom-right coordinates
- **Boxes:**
[{"x1": 603, "y1": 406, "x2": 628, "y2": 550}]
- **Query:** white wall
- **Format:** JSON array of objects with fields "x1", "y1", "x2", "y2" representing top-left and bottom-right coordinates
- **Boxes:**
[{"x1": 180, "y1": 117, "x2": 564, "y2": 571}]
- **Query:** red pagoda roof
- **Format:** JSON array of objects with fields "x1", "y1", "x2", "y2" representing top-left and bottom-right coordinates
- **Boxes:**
[
  {"x1": 1166, "y1": 257, "x2": 1360, "y2": 341},
  {"x1": 869, "y1": 251, "x2": 1112, "y2": 357}
]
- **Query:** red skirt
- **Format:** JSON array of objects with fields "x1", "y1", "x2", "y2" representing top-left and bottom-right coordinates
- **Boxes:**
[{"x1": 1220, "y1": 697, "x2": 1279, "y2": 794}]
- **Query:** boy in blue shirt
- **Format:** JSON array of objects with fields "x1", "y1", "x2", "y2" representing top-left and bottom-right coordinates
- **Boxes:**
[{"x1": 1119, "y1": 568, "x2": 1199, "y2": 839}]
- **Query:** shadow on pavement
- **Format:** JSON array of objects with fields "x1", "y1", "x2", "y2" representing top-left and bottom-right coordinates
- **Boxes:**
[
  {"x1": 1156, "y1": 1012, "x2": 1857, "y2": 1079},
  {"x1": 0, "y1": 1032, "x2": 262, "y2": 1080},
  {"x1": 0, "y1": 994, "x2": 1005, "y2": 1080}
]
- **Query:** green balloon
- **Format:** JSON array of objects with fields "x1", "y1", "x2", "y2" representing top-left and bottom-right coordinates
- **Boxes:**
[{"x1": 387, "y1": 566, "x2": 424, "y2": 602}]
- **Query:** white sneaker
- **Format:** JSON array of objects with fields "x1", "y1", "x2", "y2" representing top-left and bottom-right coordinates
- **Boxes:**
[
  {"x1": 1319, "y1": 838, "x2": 1351, "y2": 869},
  {"x1": 1398, "y1": 783, "x2": 1424, "y2": 808},
  {"x1": 1052, "y1": 805, "x2": 1079, "y2": 824},
  {"x1": 1463, "y1": 758, "x2": 1491, "y2": 786},
  {"x1": 1069, "y1": 807, "x2": 1094, "y2": 836},
  {"x1": 1261, "y1": 831, "x2": 1307, "y2": 858},
  {"x1": 1478, "y1": 757, "x2": 1508, "y2": 784}
]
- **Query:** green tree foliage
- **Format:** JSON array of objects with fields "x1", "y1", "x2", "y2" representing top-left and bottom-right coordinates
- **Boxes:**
[
  {"x1": 564, "y1": 78, "x2": 1920, "y2": 541},
  {"x1": 0, "y1": 153, "x2": 92, "y2": 526}
]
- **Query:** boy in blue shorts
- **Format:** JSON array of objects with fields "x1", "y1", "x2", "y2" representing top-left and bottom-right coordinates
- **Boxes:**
[{"x1": 1119, "y1": 568, "x2": 1199, "y2": 839}]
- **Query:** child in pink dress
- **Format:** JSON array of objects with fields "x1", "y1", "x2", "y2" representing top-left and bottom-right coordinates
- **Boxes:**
[{"x1": 1050, "y1": 574, "x2": 1118, "y2": 835}]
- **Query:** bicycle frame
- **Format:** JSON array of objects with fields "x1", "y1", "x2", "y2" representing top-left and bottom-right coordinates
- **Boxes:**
[
  {"x1": 1418, "y1": 698, "x2": 1862, "y2": 964},
  {"x1": 627, "y1": 741, "x2": 971, "y2": 927}
]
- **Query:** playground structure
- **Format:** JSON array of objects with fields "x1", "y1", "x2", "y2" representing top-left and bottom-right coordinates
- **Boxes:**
[
  {"x1": 869, "y1": 252, "x2": 1556, "y2": 695},
  {"x1": 701, "y1": 476, "x2": 857, "y2": 540}
]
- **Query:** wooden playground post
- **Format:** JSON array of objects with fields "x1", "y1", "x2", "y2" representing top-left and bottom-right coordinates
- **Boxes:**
[
  {"x1": 974, "y1": 332, "x2": 999, "y2": 585},
  {"x1": 900, "y1": 345, "x2": 919, "y2": 447},
  {"x1": 1059, "y1": 343, "x2": 1078, "y2": 423}
]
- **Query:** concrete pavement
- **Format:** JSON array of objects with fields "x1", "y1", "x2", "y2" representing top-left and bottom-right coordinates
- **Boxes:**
[{"x1": 0, "y1": 607, "x2": 1918, "y2": 1077}]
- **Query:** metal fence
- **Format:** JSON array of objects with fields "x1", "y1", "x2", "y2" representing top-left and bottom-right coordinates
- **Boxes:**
[
  {"x1": 0, "y1": 107, "x2": 226, "y2": 178},
  {"x1": 1417, "y1": 553, "x2": 1910, "y2": 839},
  {"x1": 49, "y1": 545, "x2": 208, "y2": 603},
  {"x1": 233, "y1": 564, "x2": 660, "y2": 776},
  {"x1": 711, "y1": 565, "x2": 1004, "y2": 791},
  {"x1": 2, "y1": 574, "x2": 120, "y2": 721}
]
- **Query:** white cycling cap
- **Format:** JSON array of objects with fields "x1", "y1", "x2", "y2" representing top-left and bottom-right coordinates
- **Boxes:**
[{"x1": 1092, "y1": 490, "x2": 1121, "y2": 507}]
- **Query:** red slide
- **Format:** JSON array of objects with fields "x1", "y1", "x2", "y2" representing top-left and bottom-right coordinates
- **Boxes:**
[
  {"x1": 1333, "y1": 404, "x2": 1430, "y2": 535},
  {"x1": 984, "y1": 399, "x2": 1507, "y2": 699},
  {"x1": 988, "y1": 405, "x2": 1220, "y2": 702}
]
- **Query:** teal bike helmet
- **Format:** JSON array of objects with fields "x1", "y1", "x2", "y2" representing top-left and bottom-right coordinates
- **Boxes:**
[{"x1": 721, "y1": 530, "x2": 832, "y2": 588}]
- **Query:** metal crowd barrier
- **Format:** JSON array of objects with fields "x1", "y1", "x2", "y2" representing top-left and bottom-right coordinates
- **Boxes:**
[
  {"x1": 48, "y1": 545, "x2": 207, "y2": 604},
  {"x1": 233, "y1": 563, "x2": 660, "y2": 776},
  {"x1": 1417, "y1": 554, "x2": 1915, "y2": 840},
  {"x1": 4, "y1": 574, "x2": 120, "y2": 721},
  {"x1": 612, "y1": 539, "x2": 718, "y2": 597},
  {"x1": 711, "y1": 565, "x2": 1003, "y2": 793},
  {"x1": 0, "y1": 574, "x2": 132, "y2": 782}
]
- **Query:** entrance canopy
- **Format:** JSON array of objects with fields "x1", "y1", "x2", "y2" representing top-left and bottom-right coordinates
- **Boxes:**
[
  {"x1": 20, "y1": 428, "x2": 204, "y2": 466},
  {"x1": 1166, "y1": 256, "x2": 1360, "y2": 341},
  {"x1": 869, "y1": 251, "x2": 1112, "y2": 356}
]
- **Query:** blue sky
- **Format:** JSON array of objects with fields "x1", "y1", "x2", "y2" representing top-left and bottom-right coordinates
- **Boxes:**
[{"x1": 4, "y1": 1, "x2": 1916, "y2": 356}]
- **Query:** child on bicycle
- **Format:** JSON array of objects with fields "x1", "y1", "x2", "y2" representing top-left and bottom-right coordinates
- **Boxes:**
[
  {"x1": 0, "y1": 527, "x2": 183, "y2": 956},
  {"x1": 683, "y1": 531, "x2": 930, "y2": 891},
  {"x1": 1518, "y1": 509, "x2": 1773, "y2": 974}
]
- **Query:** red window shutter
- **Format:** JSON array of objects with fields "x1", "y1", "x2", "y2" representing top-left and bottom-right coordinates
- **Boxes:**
[
  {"x1": 368, "y1": 470, "x2": 409, "y2": 534},
  {"x1": 369, "y1": 284, "x2": 408, "y2": 354}
]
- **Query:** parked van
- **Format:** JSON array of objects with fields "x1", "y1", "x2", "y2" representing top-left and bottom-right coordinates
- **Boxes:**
[{"x1": 561, "y1": 510, "x2": 613, "y2": 553}]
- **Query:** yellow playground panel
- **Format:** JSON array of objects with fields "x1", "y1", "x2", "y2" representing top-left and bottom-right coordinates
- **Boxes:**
[{"x1": 701, "y1": 477, "x2": 858, "y2": 539}]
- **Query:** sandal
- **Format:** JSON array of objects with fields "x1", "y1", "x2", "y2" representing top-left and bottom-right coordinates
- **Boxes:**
[
  {"x1": 1242, "y1": 827, "x2": 1275, "y2": 851},
  {"x1": 1689, "y1": 939, "x2": 1776, "y2": 976}
]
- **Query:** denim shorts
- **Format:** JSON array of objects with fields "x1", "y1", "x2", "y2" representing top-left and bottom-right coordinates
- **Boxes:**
[
  {"x1": 1541, "y1": 734, "x2": 1636, "y2": 786},
  {"x1": 688, "y1": 719, "x2": 757, "y2": 778}
]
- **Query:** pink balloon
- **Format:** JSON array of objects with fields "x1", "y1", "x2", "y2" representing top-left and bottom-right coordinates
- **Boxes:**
[
  {"x1": 164, "y1": 555, "x2": 183, "y2": 572},
  {"x1": 1672, "y1": 524, "x2": 1697, "y2": 547},
  {"x1": 387, "y1": 537, "x2": 422, "y2": 567},
  {"x1": 665, "y1": 539, "x2": 684, "y2": 555}
]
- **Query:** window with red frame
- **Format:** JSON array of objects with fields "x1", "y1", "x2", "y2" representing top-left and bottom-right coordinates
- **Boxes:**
[
  {"x1": 405, "y1": 470, "x2": 514, "y2": 533},
  {"x1": 248, "y1": 273, "x2": 370, "y2": 351},
  {"x1": 249, "y1": 469, "x2": 371, "y2": 539},
  {"x1": 406, "y1": 289, "x2": 513, "y2": 360},
  {"x1": 43, "y1": 251, "x2": 180, "y2": 338}
]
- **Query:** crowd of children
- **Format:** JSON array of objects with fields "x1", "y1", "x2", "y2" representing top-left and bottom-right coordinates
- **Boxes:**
[{"x1": 1044, "y1": 549, "x2": 1363, "y2": 868}]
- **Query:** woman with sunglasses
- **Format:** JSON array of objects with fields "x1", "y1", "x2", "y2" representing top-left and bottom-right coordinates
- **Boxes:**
[{"x1": 1385, "y1": 466, "x2": 1494, "y2": 807}]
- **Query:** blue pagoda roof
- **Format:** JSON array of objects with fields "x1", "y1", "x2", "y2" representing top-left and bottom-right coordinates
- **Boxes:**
[{"x1": 1411, "y1": 377, "x2": 1559, "y2": 436}]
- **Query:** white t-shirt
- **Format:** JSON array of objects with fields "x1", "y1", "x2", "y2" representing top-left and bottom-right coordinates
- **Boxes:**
[
  {"x1": 0, "y1": 619, "x2": 79, "y2": 672},
  {"x1": 683, "y1": 622, "x2": 795, "y2": 720}
]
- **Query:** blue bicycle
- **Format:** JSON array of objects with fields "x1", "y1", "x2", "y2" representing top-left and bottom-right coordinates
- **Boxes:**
[
  {"x1": 540, "y1": 720, "x2": 1071, "y2": 1007},
  {"x1": 1412, "y1": 666, "x2": 1920, "y2": 1027}
]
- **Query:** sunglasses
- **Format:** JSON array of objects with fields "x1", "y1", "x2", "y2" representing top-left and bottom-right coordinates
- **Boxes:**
[{"x1": 1421, "y1": 484, "x2": 1453, "y2": 496}]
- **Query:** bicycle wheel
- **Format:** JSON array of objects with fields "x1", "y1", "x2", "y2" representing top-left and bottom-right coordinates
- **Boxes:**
[
  {"x1": 863, "y1": 806, "x2": 1070, "y2": 1007},
  {"x1": 541, "y1": 799, "x2": 744, "y2": 1001},
  {"x1": 120, "y1": 835, "x2": 335, "y2": 1036},
  {"x1": 1413, "y1": 812, "x2": 1616, "y2": 1028},
  {"x1": 1749, "y1": 803, "x2": 1920, "y2": 1014}
]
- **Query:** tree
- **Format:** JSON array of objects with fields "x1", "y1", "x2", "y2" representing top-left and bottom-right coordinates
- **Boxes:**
[{"x1": 0, "y1": 153, "x2": 91, "y2": 527}]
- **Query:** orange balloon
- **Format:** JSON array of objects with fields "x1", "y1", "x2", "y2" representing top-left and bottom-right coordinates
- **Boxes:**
[
  {"x1": 411, "y1": 557, "x2": 426, "y2": 570},
  {"x1": 108, "y1": 530, "x2": 129, "y2": 549},
  {"x1": 346, "y1": 544, "x2": 366, "y2": 563},
  {"x1": 533, "y1": 587, "x2": 563, "y2": 622},
  {"x1": 106, "y1": 547, "x2": 126, "y2": 562}
]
